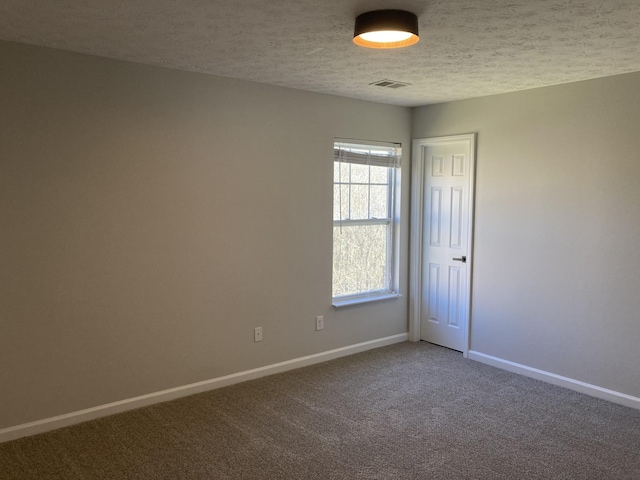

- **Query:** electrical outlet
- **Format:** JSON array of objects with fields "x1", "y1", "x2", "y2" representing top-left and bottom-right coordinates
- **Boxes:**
[
  {"x1": 254, "y1": 327, "x2": 263, "y2": 342},
  {"x1": 316, "y1": 315, "x2": 324, "y2": 331}
]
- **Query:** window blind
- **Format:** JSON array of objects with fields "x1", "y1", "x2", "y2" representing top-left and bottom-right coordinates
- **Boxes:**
[{"x1": 334, "y1": 141, "x2": 401, "y2": 168}]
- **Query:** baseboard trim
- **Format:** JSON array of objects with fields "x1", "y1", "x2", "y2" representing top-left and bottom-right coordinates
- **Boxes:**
[
  {"x1": 468, "y1": 350, "x2": 640, "y2": 410},
  {"x1": 0, "y1": 333, "x2": 408, "y2": 444}
]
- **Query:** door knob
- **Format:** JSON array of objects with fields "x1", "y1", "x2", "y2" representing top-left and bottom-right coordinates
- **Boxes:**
[{"x1": 452, "y1": 256, "x2": 467, "y2": 263}]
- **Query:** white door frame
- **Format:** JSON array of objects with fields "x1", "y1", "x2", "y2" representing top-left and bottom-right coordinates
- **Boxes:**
[{"x1": 409, "y1": 134, "x2": 477, "y2": 357}]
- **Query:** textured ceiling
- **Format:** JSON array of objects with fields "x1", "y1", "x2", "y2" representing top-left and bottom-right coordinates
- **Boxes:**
[{"x1": 1, "y1": 0, "x2": 640, "y2": 107}]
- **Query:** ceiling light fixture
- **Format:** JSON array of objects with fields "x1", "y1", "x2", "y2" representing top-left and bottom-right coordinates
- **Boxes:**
[{"x1": 353, "y1": 10, "x2": 419, "y2": 49}]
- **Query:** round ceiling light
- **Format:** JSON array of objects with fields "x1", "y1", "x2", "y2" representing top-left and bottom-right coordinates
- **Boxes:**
[{"x1": 353, "y1": 10, "x2": 419, "y2": 49}]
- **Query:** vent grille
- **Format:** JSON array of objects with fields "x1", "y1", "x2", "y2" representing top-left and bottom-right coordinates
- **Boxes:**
[{"x1": 370, "y1": 79, "x2": 411, "y2": 89}]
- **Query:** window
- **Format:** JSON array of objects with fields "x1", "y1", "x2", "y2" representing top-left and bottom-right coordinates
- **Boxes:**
[{"x1": 332, "y1": 140, "x2": 401, "y2": 306}]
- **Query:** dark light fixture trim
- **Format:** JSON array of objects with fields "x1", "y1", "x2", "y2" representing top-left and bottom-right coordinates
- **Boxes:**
[{"x1": 353, "y1": 10, "x2": 419, "y2": 49}]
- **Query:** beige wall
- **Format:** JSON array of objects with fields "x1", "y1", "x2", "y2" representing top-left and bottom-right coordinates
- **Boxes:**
[
  {"x1": 0, "y1": 41, "x2": 411, "y2": 429},
  {"x1": 413, "y1": 73, "x2": 640, "y2": 398}
]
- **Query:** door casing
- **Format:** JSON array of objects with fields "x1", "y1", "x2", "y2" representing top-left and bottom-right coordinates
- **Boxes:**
[{"x1": 409, "y1": 134, "x2": 477, "y2": 357}]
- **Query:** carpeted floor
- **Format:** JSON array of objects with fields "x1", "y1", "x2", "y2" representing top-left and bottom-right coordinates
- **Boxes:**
[{"x1": 1, "y1": 342, "x2": 639, "y2": 479}]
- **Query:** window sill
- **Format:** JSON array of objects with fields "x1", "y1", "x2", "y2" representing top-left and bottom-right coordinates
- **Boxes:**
[{"x1": 332, "y1": 293, "x2": 401, "y2": 309}]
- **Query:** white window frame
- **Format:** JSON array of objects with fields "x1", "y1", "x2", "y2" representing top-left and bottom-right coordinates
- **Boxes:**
[{"x1": 332, "y1": 139, "x2": 401, "y2": 308}]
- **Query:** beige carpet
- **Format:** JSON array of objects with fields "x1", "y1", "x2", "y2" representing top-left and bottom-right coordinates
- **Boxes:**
[{"x1": 1, "y1": 342, "x2": 639, "y2": 479}]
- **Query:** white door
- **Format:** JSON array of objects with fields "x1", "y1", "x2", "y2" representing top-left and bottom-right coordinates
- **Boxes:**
[{"x1": 410, "y1": 135, "x2": 475, "y2": 353}]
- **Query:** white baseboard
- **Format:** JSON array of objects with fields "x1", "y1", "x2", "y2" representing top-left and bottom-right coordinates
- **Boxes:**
[
  {"x1": 468, "y1": 350, "x2": 640, "y2": 410},
  {"x1": 0, "y1": 333, "x2": 408, "y2": 444}
]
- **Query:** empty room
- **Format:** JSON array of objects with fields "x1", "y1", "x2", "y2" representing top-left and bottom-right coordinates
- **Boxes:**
[{"x1": 1, "y1": 1, "x2": 639, "y2": 478}]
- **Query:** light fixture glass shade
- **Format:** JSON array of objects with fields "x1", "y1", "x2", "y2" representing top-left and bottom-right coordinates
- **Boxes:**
[
  {"x1": 353, "y1": 10, "x2": 419, "y2": 49},
  {"x1": 359, "y1": 31, "x2": 413, "y2": 43}
]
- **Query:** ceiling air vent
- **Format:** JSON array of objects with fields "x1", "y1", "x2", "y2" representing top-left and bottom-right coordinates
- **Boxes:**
[{"x1": 370, "y1": 79, "x2": 411, "y2": 89}]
